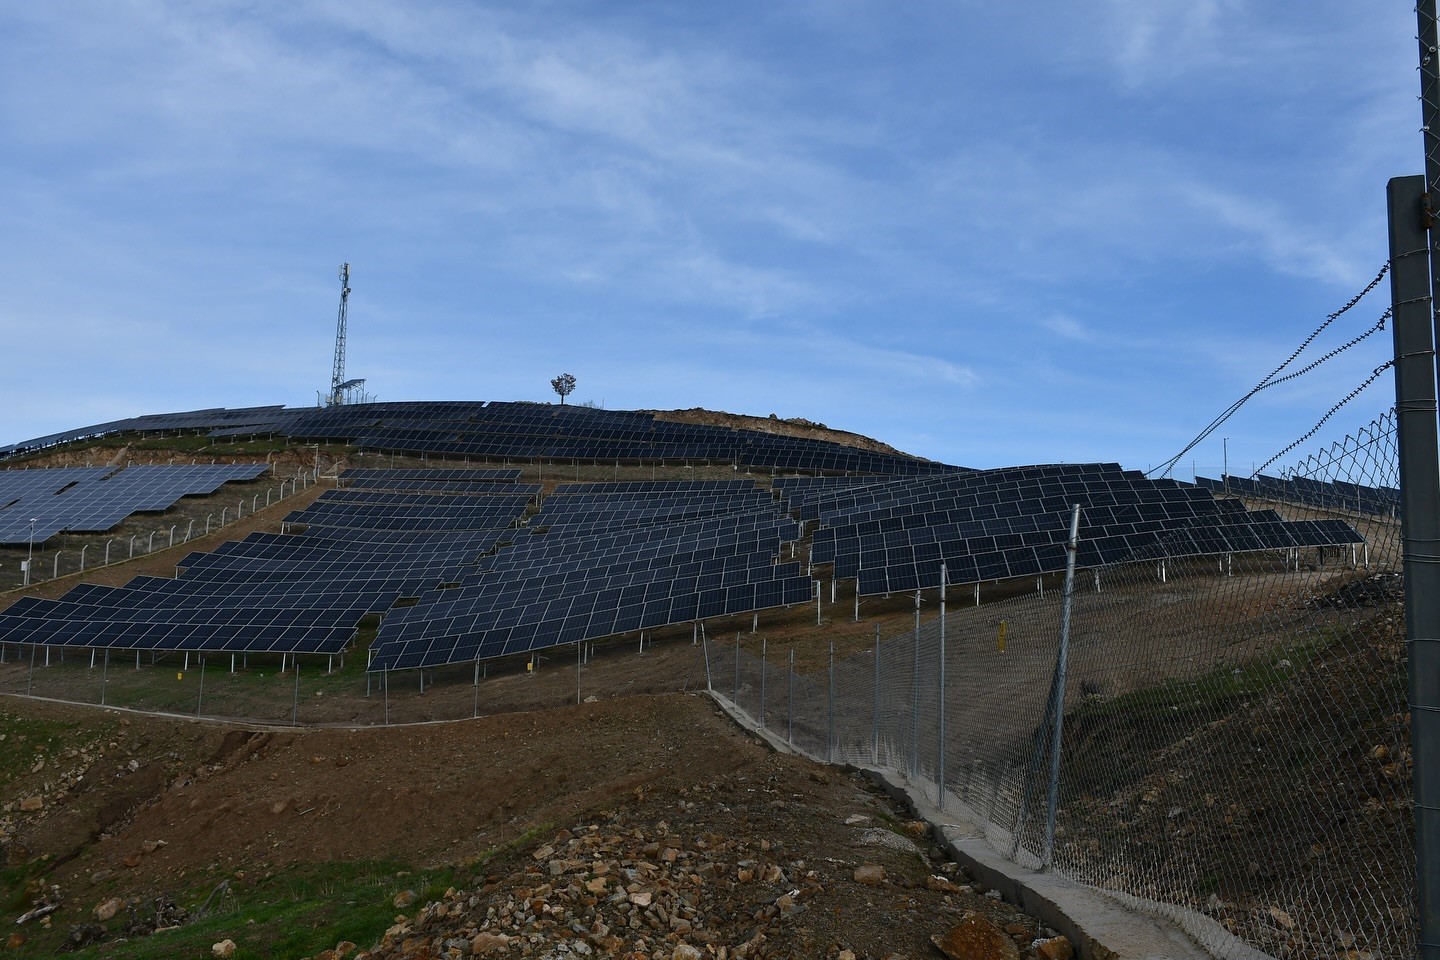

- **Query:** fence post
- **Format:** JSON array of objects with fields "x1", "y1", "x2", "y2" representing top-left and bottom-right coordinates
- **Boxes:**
[
  {"x1": 291, "y1": 656, "x2": 301, "y2": 726},
  {"x1": 828, "y1": 642, "x2": 836, "y2": 763},
  {"x1": 872, "y1": 624, "x2": 880, "y2": 765},
  {"x1": 733, "y1": 634, "x2": 740, "y2": 706},
  {"x1": 702, "y1": 631, "x2": 712, "y2": 691},
  {"x1": 101, "y1": 649, "x2": 108, "y2": 706},
  {"x1": 27, "y1": 645, "x2": 35, "y2": 696},
  {"x1": 910, "y1": 590, "x2": 921, "y2": 779},
  {"x1": 760, "y1": 639, "x2": 767, "y2": 730},
  {"x1": 473, "y1": 659, "x2": 480, "y2": 718},
  {"x1": 1041, "y1": 504, "x2": 1083, "y2": 870},
  {"x1": 787, "y1": 648, "x2": 794, "y2": 745},
  {"x1": 938, "y1": 563, "x2": 947, "y2": 812},
  {"x1": 196, "y1": 656, "x2": 205, "y2": 716},
  {"x1": 1389, "y1": 171, "x2": 1440, "y2": 951}
]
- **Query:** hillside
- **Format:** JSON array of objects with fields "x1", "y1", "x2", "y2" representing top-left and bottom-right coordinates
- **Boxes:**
[
  {"x1": 0, "y1": 412, "x2": 1071, "y2": 960},
  {"x1": 0, "y1": 402, "x2": 1405, "y2": 960}
]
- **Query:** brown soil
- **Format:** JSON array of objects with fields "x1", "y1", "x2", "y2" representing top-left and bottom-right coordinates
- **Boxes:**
[{"x1": 0, "y1": 693, "x2": 1058, "y2": 960}]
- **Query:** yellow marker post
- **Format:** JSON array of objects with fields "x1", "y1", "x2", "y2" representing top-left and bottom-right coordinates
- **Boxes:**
[{"x1": 996, "y1": 621, "x2": 1007, "y2": 652}]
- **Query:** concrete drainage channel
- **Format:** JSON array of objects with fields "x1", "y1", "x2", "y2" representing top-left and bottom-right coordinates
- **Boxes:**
[{"x1": 707, "y1": 689, "x2": 1244, "y2": 960}]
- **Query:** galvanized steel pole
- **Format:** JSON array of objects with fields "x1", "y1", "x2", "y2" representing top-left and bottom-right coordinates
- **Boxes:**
[
  {"x1": 872, "y1": 624, "x2": 880, "y2": 765},
  {"x1": 938, "y1": 563, "x2": 947, "y2": 812},
  {"x1": 1041, "y1": 504, "x2": 1082, "y2": 871},
  {"x1": 910, "y1": 590, "x2": 921, "y2": 779},
  {"x1": 1390, "y1": 172, "x2": 1440, "y2": 956}
]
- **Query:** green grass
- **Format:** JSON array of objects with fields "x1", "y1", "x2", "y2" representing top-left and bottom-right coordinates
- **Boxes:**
[
  {"x1": 14, "y1": 824, "x2": 560, "y2": 959},
  {"x1": 18, "y1": 860, "x2": 456, "y2": 960},
  {"x1": 0, "y1": 712, "x2": 100, "y2": 788},
  {"x1": 1068, "y1": 634, "x2": 1336, "y2": 723}
]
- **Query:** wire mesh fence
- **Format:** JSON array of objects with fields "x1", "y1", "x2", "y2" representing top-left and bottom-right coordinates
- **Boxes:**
[{"x1": 708, "y1": 408, "x2": 1411, "y2": 960}]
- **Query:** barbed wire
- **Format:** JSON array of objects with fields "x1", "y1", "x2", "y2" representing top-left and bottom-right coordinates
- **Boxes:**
[
  {"x1": 1150, "y1": 261, "x2": 1393, "y2": 478},
  {"x1": 1244, "y1": 309, "x2": 1389, "y2": 395},
  {"x1": 1253, "y1": 361, "x2": 1395, "y2": 477}
]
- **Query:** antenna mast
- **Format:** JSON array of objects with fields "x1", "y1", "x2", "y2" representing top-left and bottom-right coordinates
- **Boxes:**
[{"x1": 329, "y1": 263, "x2": 351, "y2": 406}]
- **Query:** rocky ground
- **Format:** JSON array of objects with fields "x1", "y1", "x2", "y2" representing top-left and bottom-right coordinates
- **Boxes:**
[{"x1": 0, "y1": 693, "x2": 1072, "y2": 960}]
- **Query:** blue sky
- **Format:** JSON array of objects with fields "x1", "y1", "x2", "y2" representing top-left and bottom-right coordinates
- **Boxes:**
[{"x1": 0, "y1": 2, "x2": 1417, "y2": 477}]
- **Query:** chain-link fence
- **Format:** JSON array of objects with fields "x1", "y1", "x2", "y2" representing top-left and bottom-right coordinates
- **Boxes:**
[{"x1": 709, "y1": 408, "x2": 1410, "y2": 960}]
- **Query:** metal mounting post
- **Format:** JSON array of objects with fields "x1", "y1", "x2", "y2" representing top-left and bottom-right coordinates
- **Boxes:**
[{"x1": 1389, "y1": 172, "x2": 1440, "y2": 955}]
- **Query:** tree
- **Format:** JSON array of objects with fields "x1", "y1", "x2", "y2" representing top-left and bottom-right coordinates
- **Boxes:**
[{"x1": 550, "y1": 372, "x2": 577, "y2": 405}]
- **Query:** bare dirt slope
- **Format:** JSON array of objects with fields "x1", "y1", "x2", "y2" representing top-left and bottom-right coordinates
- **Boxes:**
[{"x1": 0, "y1": 694, "x2": 1062, "y2": 960}]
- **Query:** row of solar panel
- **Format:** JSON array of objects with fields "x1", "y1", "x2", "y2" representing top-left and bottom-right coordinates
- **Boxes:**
[
  {"x1": 340, "y1": 467, "x2": 523, "y2": 486},
  {"x1": 5, "y1": 401, "x2": 951, "y2": 478},
  {"x1": 407, "y1": 556, "x2": 798, "y2": 624},
  {"x1": 0, "y1": 464, "x2": 269, "y2": 544},
  {"x1": 323, "y1": 486, "x2": 542, "y2": 505},
  {"x1": 1195, "y1": 475, "x2": 1400, "y2": 516},
  {"x1": 370, "y1": 576, "x2": 814, "y2": 670},
  {"x1": 804, "y1": 468, "x2": 1190, "y2": 524},
  {"x1": 365, "y1": 476, "x2": 811, "y2": 669},
  {"x1": 0, "y1": 480, "x2": 531, "y2": 653},
  {"x1": 473, "y1": 532, "x2": 795, "y2": 592},
  {"x1": 845, "y1": 512, "x2": 1360, "y2": 587},
  {"x1": 811, "y1": 498, "x2": 1250, "y2": 566},
  {"x1": 855, "y1": 516, "x2": 1364, "y2": 596}
]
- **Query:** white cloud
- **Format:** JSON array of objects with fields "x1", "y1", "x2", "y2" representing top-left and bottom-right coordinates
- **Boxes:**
[{"x1": 1041, "y1": 315, "x2": 1091, "y2": 341}]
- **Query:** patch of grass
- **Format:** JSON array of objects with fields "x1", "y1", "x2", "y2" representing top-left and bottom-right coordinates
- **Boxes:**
[
  {"x1": 0, "y1": 712, "x2": 93, "y2": 788},
  {"x1": 30, "y1": 860, "x2": 455, "y2": 960},
  {"x1": 463, "y1": 821, "x2": 556, "y2": 875},
  {"x1": 0, "y1": 862, "x2": 44, "y2": 916},
  {"x1": 1069, "y1": 634, "x2": 1337, "y2": 723}
]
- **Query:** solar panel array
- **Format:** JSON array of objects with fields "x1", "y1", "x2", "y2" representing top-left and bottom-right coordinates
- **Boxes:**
[
  {"x1": 367, "y1": 480, "x2": 809, "y2": 671},
  {"x1": 0, "y1": 464, "x2": 270, "y2": 545},
  {"x1": 1, "y1": 407, "x2": 1377, "y2": 675},
  {"x1": 1195, "y1": 475, "x2": 1400, "y2": 517},
  {"x1": 794, "y1": 463, "x2": 1365, "y2": 596},
  {"x1": 0, "y1": 470, "x2": 532, "y2": 656},
  {"x1": 3, "y1": 402, "x2": 956, "y2": 476}
]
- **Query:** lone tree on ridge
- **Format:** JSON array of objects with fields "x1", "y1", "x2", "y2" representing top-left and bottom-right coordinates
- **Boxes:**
[{"x1": 551, "y1": 372, "x2": 577, "y2": 405}]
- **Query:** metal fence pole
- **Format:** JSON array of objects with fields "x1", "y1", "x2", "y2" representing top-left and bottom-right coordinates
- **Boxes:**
[
  {"x1": 101, "y1": 649, "x2": 108, "y2": 706},
  {"x1": 787, "y1": 648, "x2": 794, "y2": 745},
  {"x1": 938, "y1": 563, "x2": 947, "y2": 812},
  {"x1": 702, "y1": 631, "x2": 712, "y2": 691},
  {"x1": 1389, "y1": 171, "x2": 1440, "y2": 953},
  {"x1": 576, "y1": 640, "x2": 582, "y2": 706},
  {"x1": 760, "y1": 638, "x2": 767, "y2": 730},
  {"x1": 1041, "y1": 504, "x2": 1082, "y2": 870},
  {"x1": 872, "y1": 624, "x2": 880, "y2": 765},
  {"x1": 733, "y1": 634, "x2": 740, "y2": 706},
  {"x1": 27, "y1": 644, "x2": 35, "y2": 696},
  {"x1": 291, "y1": 657, "x2": 301, "y2": 726},
  {"x1": 474, "y1": 659, "x2": 481, "y2": 719},
  {"x1": 910, "y1": 590, "x2": 921, "y2": 779},
  {"x1": 828, "y1": 642, "x2": 836, "y2": 763}
]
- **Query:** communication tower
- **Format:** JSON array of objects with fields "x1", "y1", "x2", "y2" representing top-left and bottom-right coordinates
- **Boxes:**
[{"x1": 324, "y1": 262, "x2": 366, "y2": 406}]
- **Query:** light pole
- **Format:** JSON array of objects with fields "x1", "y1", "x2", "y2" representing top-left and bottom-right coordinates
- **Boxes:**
[{"x1": 25, "y1": 518, "x2": 36, "y2": 586}]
